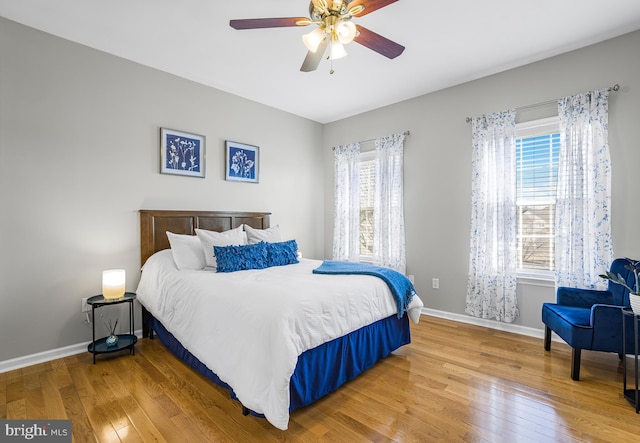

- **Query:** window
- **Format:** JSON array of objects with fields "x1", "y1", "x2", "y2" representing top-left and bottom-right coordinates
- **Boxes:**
[
  {"x1": 359, "y1": 151, "x2": 375, "y2": 259},
  {"x1": 515, "y1": 117, "x2": 560, "y2": 276},
  {"x1": 333, "y1": 135, "x2": 406, "y2": 271}
]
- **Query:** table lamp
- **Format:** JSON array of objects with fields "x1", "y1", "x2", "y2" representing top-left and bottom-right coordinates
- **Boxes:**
[{"x1": 102, "y1": 269, "x2": 126, "y2": 300}]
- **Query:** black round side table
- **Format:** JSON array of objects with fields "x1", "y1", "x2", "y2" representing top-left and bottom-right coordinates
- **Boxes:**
[{"x1": 87, "y1": 292, "x2": 137, "y2": 364}]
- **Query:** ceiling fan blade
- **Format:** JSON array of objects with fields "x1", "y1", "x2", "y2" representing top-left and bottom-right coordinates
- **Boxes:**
[
  {"x1": 230, "y1": 17, "x2": 310, "y2": 30},
  {"x1": 349, "y1": 0, "x2": 399, "y2": 17},
  {"x1": 300, "y1": 39, "x2": 329, "y2": 72},
  {"x1": 354, "y1": 25, "x2": 404, "y2": 59}
]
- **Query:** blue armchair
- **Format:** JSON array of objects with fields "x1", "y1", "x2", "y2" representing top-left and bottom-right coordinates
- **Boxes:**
[{"x1": 542, "y1": 258, "x2": 639, "y2": 380}]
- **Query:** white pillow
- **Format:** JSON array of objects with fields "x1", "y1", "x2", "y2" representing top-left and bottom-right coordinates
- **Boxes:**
[
  {"x1": 195, "y1": 226, "x2": 245, "y2": 268},
  {"x1": 166, "y1": 231, "x2": 206, "y2": 270},
  {"x1": 245, "y1": 224, "x2": 281, "y2": 244}
]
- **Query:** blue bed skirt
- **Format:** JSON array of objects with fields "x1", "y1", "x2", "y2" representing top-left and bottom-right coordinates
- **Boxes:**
[{"x1": 148, "y1": 313, "x2": 410, "y2": 414}]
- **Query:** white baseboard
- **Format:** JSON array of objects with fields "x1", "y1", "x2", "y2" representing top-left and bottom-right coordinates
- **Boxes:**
[
  {"x1": 0, "y1": 330, "x2": 143, "y2": 374},
  {"x1": 0, "y1": 311, "x2": 558, "y2": 374},
  {"x1": 420, "y1": 307, "x2": 561, "y2": 342}
]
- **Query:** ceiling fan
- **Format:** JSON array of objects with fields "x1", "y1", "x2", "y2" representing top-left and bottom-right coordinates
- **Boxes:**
[{"x1": 230, "y1": 0, "x2": 405, "y2": 73}]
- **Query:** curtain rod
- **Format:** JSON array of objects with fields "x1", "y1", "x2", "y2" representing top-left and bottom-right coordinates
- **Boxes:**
[
  {"x1": 464, "y1": 84, "x2": 620, "y2": 123},
  {"x1": 332, "y1": 131, "x2": 410, "y2": 150}
]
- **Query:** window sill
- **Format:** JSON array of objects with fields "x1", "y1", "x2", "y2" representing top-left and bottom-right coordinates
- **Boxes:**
[{"x1": 517, "y1": 272, "x2": 555, "y2": 288}]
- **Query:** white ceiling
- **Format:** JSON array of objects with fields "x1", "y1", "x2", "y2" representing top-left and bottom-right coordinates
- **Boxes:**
[{"x1": 2, "y1": 0, "x2": 640, "y2": 123}]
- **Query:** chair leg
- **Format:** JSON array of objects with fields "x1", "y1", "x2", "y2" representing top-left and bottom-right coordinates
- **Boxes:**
[
  {"x1": 544, "y1": 326, "x2": 551, "y2": 351},
  {"x1": 571, "y1": 348, "x2": 581, "y2": 381}
]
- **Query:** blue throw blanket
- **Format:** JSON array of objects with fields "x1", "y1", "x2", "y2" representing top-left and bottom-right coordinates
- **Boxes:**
[{"x1": 313, "y1": 261, "x2": 417, "y2": 318}]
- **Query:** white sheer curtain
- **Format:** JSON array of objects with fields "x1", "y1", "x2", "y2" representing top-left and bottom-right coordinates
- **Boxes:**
[
  {"x1": 333, "y1": 142, "x2": 361, "y2": 262},
  {"x1": 373, "y1": 133, "x2": 407, "y2": 274},
  {"x1": 555, "y1": 89, "x2": 613, "y2": 289},
  {"x1": 466, "y1": 110, "x2": 519, "y2": 323}
]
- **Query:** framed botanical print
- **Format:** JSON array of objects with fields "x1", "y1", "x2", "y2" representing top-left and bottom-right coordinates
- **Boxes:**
[
  {"x1": 225, "y1": 140, "x2": 259, "y2": 183},
  {"x1": 160, "y1": 128, "x2": 205, "y2": 178}
]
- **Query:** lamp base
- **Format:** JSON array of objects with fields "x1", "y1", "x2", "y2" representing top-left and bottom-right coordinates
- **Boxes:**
[
  {"x1": 103, "y1": 297, "x2": 125, "y2": 302},
  {"x1": 103, "y1": 287, "x2": 125, "y2": 300}
]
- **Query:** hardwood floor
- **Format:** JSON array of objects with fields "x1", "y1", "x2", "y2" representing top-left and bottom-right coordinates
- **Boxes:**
[{"x1": 2, "y1": 316, "x2": 640, "y2": 442}]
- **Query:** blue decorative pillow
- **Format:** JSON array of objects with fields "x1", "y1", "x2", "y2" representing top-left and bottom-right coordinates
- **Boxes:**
[
  {"x1": 214, "y1": 242, "x2": 268, "y2": 272},
  {"x1": 265, "y1": 240, "x2": 299, "y2": 267}
]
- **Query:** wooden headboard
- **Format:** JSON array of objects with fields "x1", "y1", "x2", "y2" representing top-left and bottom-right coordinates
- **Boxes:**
[{"x1": 139, "y1": 210, "x2": 271, "y2": 266}]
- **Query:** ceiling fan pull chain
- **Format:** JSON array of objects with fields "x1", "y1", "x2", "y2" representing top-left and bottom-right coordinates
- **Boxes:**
[{"x1": 329, "y1": 38, "x2": 335, "y2": 74}]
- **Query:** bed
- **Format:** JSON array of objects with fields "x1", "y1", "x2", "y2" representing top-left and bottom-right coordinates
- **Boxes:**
[{"x1": 136, "y1": 209, "x2": 422, "y2": 430}]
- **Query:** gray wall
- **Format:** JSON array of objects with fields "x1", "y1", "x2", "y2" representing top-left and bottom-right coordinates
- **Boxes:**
[
  {"x1": 2, "y1": 15, "x2": 639, "y2": 364},
  {"x1": 323, "y1": 30, "x2": 640, "y2": 330},
  {"x1": 0, "y1": 18, "x2": 325, "y2": 362}
]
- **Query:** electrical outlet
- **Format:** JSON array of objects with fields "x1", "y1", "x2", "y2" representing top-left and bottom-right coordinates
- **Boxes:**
[
  {"x1": 432, "y1": 278, "x2": 440, "y2": 289},
  {"x1": 81, "y1": 297, "x2": 91, "y2": 313}
]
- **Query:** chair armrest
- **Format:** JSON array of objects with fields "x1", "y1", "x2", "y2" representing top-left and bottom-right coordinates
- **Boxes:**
[
  {"x1": 557, "y1": 287, "x2": 614, "y2": 308},
  {"x1": 591, "y1": 304, "x2": 625, "y2": 351},
  {"x1": 591, "y1": 304, "x2": 623, "y2": 324}
]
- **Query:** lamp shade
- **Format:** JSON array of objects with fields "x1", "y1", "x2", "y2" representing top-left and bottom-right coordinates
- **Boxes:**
[
  {"x1": 302, "y1": 27, "x2": 326, "y2": 52},
  {"x1": 336, "y1": 21, "x2": 356, "y2": 44},
  {"x1": 329, "y1": 41, "x2": 347, "y2": 60},
  {"x1": 102, "y1": 269, "x2": 126, "y2": 300}
]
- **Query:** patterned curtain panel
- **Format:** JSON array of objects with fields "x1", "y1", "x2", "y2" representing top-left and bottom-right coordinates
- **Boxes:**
[
  {"x1": 466, "y1": 110, "x2": 519, "y2": 323},
  {"x1": 555, "y1": 89, "x2": 613, "y2": 289},
  {"x1": 373, "y1": 133, "x2": 407, "y2": 274},
  {"x1": 332, "y1": 143, "x2": 361, "y2": 262}
]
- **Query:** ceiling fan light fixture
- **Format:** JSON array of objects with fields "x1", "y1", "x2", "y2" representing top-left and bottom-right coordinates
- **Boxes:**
[
  {"x1": 336, "y1": 20, "x2": 356, "y2": 44},
  {"x1": 329, "y1": 41, "x2": 347, "y2": 60},
  {"x1": 303, "y1": 27, "x2": 326, "y2": 52},
  {"x1": 230, "y1": 0, "x2": 405, "y2": 73}
]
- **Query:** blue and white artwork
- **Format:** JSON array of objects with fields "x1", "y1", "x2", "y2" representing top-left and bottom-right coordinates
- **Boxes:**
[
  {"x1": 225, "y1": 141, "x2": 259, "y2": 183},
  {"x1": 160, "y1": 128, "x2": 205, "y2": 178},
  {"x1": 166, "y1": 135, "x2": 200, "y2": 171}
]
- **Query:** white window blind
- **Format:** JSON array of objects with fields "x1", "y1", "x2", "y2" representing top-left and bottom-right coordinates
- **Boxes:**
[
  {"x1": 515, "y1": 117, "x2": 560, "y2": 273},
  {"x1": 359, "y1": 151, "x2": 375, "y2": 257}
]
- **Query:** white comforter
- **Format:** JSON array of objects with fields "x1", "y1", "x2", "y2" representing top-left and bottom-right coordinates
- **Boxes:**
[{"x1": 136, "y1": 250, "x2": 423, "y2": 429}]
